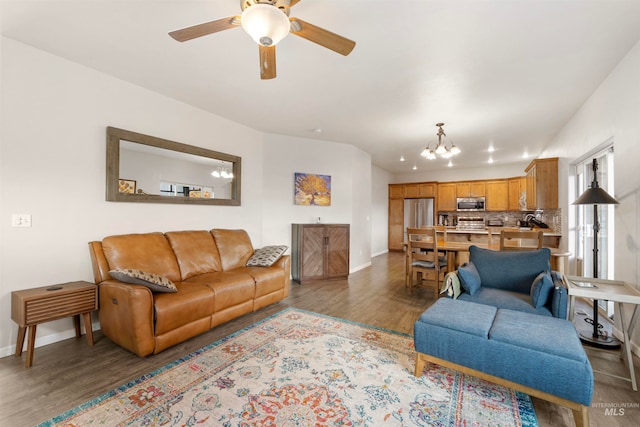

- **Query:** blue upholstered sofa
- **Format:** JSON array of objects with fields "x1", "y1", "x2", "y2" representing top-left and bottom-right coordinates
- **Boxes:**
[
  {"x1": 416, "y1": 246, "x2": 593, "y2": 427},
  {"x1": 444, "y1": 245, "x2": 569, "y2": 319}
]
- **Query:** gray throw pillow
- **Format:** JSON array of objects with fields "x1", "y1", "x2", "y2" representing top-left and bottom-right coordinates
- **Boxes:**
[
  {"x1": 246, "y1": 245, "x2": 288, "y2": 267},
  {"x1": 109, "y1": 269, "x2": 177, "y2": 293}
]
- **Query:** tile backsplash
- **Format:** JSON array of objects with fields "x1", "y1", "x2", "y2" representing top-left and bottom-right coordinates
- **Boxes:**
[{"x1": 437, "y1": 209, "x2": 562, "y2": 233}]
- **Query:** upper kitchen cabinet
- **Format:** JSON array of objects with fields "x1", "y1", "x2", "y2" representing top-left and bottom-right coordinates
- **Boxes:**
[
  {"x1": 456, "y1": 181, "x2": 486, "y2": 197},
  {"x1": 405, "y1": 183, "x2": 436, "y2": 198},
  {"x1": 485, "y1": 180, "x2": 508, "y2": 211},
  {"x1": 525, "y1": 158, "x2": 558, "y2": 210},
  {"x1": 389, "y1": 184, "x2": 405, "y2": 199},
  {"x1": 437, "y1": 183, "x2": 457, "y2": 211},
  {"x1": 508, "y1": 177, "x2": 526, "y2": 210}
]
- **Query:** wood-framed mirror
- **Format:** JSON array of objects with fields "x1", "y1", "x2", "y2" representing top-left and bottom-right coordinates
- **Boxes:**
[{"x1": 106, "y1": 127, "x2": 241, "y2": 205}]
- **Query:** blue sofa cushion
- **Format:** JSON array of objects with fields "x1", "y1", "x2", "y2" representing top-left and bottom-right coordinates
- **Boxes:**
[
  {"x1": 530, "y1": 271, "x2": 554, "y2": 308},
  {"x1": 458, "y1": 287, "x2": 552, "y2": 316},
  {"x1": 468, "y1": 245, "x2": 551, "y2": 294},
  {"x1": 416, "y1": 298, "x2": 497, "y2": 338},
  {"x1": 458, "y1": 262, "x2": 481, "y2": 295},
  {"x1": 490, "y1": 309, "x2": 588, "y2": 362}
]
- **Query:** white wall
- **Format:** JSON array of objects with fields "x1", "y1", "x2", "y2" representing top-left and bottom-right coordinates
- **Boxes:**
[
  {"x1": 372, "y1": 165, "x2": 392, "y2": 256},
  {"x1": 539, "y1": 39, "x2": 640, "y2": 351},
  {"x1": 0, "y1": 37, "x2": 265, "y2": 355},
  {"x1": 393, "y1": 162, "x2": 528, "y2": 184},
  {"x1": 261, "y1": 134, "x2": 373, "y2": 272},
  {"x1": 0, "y1": 37, "x2": 379, "y2": 356}
]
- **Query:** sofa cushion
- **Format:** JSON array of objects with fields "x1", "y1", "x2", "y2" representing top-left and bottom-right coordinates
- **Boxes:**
[
  {"x1": 153, "y1": 282, "x2": 215, "y2": 335},
  {"x1": 211, "y1": 229, "x2": 254, "y2": 271},
  {"x1": 102, "y1": 232, "x2": 181, "y2": 282},
  {"x1": 468, "y1": 245, "x2": 551, "y2": 294},
  {"x1": 490, "y1": 309, "x2": 587, "y2": 362},
  {"x1": 530, "y1": 270, "x2": 554, "y2": 308},
  {"x1": 246, "y1": 245, "x2": 288, "y2": 267},
  {"x1": 165, "y1": 230, "x2": 223, "y2": 279},
  {"x1": 457, "y1": 262, "x2": 481, "y2": 295},
  {"x1": 185, "y1": 271, "x2": 256, "y2": 311},
  {"x1": 416, "y1": 298, "x2": 497, "y2": 338},
  {"x1": 458, "y1": 287, "x2": 552, "y2": 316},
  {"x1": 109, "y1": 269, "x2": 177, "y2": 293}
]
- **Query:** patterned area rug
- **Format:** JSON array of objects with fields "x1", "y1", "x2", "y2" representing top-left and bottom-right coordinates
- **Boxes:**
[{"x1": 38, "y1": 308, "x2": 538, "y2": 426}]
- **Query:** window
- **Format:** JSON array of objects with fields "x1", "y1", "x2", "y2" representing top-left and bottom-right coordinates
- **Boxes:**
[{"x1": 575, "y1": 144, "x2": 615, "y2": 316}]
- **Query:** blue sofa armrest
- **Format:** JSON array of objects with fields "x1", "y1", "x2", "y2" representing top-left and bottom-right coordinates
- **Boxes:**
[{"x1": 549, "y1": 271, "x2": 569, "y2": 319}]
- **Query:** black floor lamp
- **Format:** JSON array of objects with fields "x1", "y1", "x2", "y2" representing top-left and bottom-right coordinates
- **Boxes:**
[{"x1": 572, "y1": 158, "x2": 620, "y2": 349}]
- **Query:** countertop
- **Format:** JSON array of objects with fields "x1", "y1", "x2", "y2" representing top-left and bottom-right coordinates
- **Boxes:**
[{"x1": 439, "y1": 227, "x2": 562, "y2": 237}]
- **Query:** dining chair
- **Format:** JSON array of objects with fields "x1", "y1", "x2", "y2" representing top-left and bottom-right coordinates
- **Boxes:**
[
  {"x1": 406, "y1": 227, "x2": 448, "y2": 298},
  {"x1": 499, "y1": 229, "x2": 544, "y2": 251}
]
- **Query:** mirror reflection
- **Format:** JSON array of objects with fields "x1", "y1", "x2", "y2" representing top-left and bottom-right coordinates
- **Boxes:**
[{"x1": 106, "y1": 127, "x2": 241, "y2": 205}]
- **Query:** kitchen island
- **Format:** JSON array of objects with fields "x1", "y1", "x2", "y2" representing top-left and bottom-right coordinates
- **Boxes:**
[
  {"x1": 438, "y1": 227, "x2": 561, "y2": 248},
  {"x1": 430, "y1": 227, "x2": 566, "y2": 273}
]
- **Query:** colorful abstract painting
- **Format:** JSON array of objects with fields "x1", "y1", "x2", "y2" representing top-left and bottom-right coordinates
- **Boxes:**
[{"x1": 294, "y1": 172, "x2": 331, "y2": 206}]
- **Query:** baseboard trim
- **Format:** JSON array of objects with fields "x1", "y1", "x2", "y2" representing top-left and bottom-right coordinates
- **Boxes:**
[{"x1": 0, "y1": 320, "x2": 101, "y2": 359}]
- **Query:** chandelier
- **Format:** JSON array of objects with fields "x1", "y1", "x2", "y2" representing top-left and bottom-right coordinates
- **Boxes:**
[
  {"x1": 211, "y1": 162, "x2": 234, "y2": 179},
  {"x1": 420, "y1": 123, "x2": 461, "y2": 160}
]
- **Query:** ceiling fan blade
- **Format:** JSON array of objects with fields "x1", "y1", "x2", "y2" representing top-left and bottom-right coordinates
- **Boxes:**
[
  {"x1": 259, "y1": 45, "x2": 277, "y2": 80},
  {"x1": 169, "y1": 16, "x2": 240, "y2": 42},
  {"x1": 289, "y1": 18, "x2": 355, "y2": 56}
]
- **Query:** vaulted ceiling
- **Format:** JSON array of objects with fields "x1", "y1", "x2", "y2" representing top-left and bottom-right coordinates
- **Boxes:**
[{"x1": 3, "y1": 0, "x2": 640, "y2": 174}]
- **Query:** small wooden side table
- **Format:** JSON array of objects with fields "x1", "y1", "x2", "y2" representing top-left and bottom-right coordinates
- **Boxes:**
[
  {"x1": 11, "y1": 281, "x2": 98, "y2": 367},
  {"x1": 564, "y1": 275, "x2": 640, "y2": 391}
]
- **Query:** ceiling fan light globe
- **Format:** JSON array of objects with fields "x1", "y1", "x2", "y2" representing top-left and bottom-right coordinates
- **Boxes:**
[{"x1": 241, "y1": 4, "x2": 290, "y2": 46}]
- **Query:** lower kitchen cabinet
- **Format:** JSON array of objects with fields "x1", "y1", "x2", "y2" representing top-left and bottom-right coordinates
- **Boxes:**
[{"x1": 291, "y1": 224, "x2": 350, "y2": 284}]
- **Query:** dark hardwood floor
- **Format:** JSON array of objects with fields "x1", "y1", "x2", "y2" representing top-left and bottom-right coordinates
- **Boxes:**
[{"x1": 1, "y1": 252, "x2": 638, "y2": 426}]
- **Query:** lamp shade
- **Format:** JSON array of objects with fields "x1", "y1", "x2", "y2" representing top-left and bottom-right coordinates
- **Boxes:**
[
  {"x1": 572, "y1": 186, "x2": 618, "y2": 205},
  {"x1": 241, "y1": 4, "x2": 290, "y2": 47}
]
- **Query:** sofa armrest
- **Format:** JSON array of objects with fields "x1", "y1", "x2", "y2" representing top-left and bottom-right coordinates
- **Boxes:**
[
  {"x1": 98, "y1": 281, "x2": 156, "y2": 357},
  {"x1": 550, "y1": 271, "x2": 569, "y2": 319},
  {"x1": 274, "y1": 255, "x2": 291, "y2": 297}
]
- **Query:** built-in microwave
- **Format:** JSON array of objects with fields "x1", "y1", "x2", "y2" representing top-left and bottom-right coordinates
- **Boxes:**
[{"x1": 457, "y1": 197, "x2": 486, "y2": 211}]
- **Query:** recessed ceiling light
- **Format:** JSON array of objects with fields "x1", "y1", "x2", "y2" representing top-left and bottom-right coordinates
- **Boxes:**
[
  {"x1": 412, "y1": 165, "x2": 417, "y2": 170},
  {"x1": 488, "y1": 157, "x2": 494, "y2": 164},
  {"x1": 488, "y1": 146, "x2": 495, "y2": 153},
  {"x1": 400, "y1": 156, "x2": 405, "y2": 162},
  {"x1": 522, "y1": 151, "x2": 529, "y2": 159},
  {"x1": 447, "y1": 160, "x2": 453, "y2": 167},
  {"x1": 312, "y1": 127, "x2": 322, "y2": 133}
]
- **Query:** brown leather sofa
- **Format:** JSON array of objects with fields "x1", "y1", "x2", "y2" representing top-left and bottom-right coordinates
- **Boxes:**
[{"x1": 88, "y1": 229, "x2": 290, "y2": 357}]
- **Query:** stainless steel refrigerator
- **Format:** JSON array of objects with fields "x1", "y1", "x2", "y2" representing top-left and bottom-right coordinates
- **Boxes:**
[{"x1": 404, "y1": 198, "x2": 435, "y2": 239}]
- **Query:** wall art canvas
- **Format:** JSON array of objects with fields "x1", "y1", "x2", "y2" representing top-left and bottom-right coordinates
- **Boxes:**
[{"x1": 294, "y1": 173, "x2": 331, "y2": 206}]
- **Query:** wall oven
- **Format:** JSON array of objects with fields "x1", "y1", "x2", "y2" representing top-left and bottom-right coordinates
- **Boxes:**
[{"x1": 456, "y1": 197, "x2": 486, "y2": 212}]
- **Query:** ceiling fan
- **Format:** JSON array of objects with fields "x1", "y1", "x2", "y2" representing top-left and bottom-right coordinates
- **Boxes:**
[{"x1": 169, "y1": 0, "x2": 356, "y2": 80}]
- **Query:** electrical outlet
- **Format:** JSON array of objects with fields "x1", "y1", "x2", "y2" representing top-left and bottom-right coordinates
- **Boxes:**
[{"x1": 11, "y1": 214, "x2": 32, "y2": 227}]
